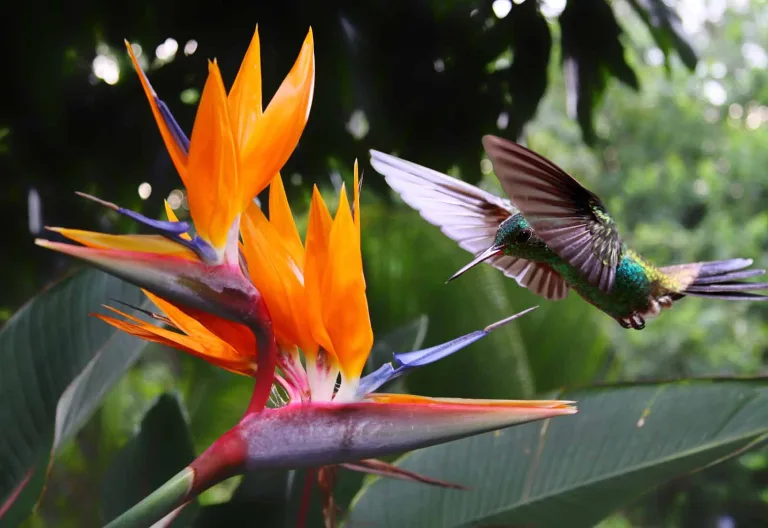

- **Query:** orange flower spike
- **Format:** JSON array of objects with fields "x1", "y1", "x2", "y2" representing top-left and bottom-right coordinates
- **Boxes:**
[
  {"x1": 95, "y1": 305, "x2": 255, "y2": 376},
  {"x1": 321, "y1": 183, "x2": 373, "y2": 383},
  {"x1": 236, "y1": 29, "x2": 315, "y2": 215},
  {"x1": 114, "y1": 289, "x2": 256, "y2": 374},
  {"x1": 241, "y1": 201, "x2": 316, "y2": 355},
  {"x1": 185, "y1": 61, "x2": 239, "y2": 255},
  {"x1": 269, "y1": 173, "x2": 305, "y2": 268},
  {"x1": 228, "y1": 27, "x2": 263, "y2": 152},
  {"x1": 174, "y1": 303, "x2": 258, "y2": 363},
  {"x1": 125, "y1": 41, "x2": 188, "y2": 179},
  {"x1": 304, "y1": 186, "x2": 336, "y2": 358}
]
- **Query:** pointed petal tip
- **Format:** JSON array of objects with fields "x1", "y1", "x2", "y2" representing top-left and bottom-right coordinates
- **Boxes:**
[
  {"x1": 483, "y1": 306, "x2": 538, "y2": 332},
  {"x1": 75, "y1": 191, "x2": 119, "y2": 210}
]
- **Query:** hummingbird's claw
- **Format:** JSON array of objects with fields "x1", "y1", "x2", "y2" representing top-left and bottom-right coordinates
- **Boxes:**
[{"x1": 617, "y1": 313, "x2": 646, "y2": 330}]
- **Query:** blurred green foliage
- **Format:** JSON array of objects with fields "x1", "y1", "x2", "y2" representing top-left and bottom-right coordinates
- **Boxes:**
[{"x1": 3, "y1": 0, "x2": 768, "y2": 526}]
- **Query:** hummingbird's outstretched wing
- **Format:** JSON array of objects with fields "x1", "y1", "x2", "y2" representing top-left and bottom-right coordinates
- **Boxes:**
[
  {"x1": 482, "y1": 135, "x2": 622, "y2": 294},
  {"x1": 369, "y1": 150, "x2": 570, "y2": 301}
]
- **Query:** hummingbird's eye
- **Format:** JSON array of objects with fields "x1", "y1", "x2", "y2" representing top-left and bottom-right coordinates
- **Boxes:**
[{"x1": 516, "y1": 229, "x2": 533, "y2": 244}]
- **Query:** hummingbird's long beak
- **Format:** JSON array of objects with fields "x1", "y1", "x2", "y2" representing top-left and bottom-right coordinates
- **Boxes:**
[{"x1": 447, "y1": 244, "x2": 506, "y2": 283}]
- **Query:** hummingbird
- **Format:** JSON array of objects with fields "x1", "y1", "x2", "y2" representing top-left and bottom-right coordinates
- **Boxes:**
[{"x1": 369, "y1": 135, "x2": 768, "y2": 330}]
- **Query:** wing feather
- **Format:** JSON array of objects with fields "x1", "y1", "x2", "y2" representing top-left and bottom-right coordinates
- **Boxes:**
[
  {"x1": 370, "y1": 150, "x2": 569, "y2": 300},
  {"x1": 482, "y1": 135, "x2": 622, "y2": 293}
]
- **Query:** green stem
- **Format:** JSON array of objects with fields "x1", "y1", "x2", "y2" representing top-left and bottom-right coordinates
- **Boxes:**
[
  {"x1": 104, "y1": 426, "x2": 247, "y2": 527},
  {"x1": 104, "y1": 467, "x2": 194, "y2": 528}
]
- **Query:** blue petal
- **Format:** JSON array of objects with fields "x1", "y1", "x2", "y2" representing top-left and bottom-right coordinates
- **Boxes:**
[
  {"x1": 357, "y1": 363, "x2": 396, "y2": 396},
  {"x1": 112, "y1": 206, "x2": 218, "y2": 262},
  {"x1": 358, "y1": 307, "x2": 538, "y2": 397},
  {"x1": 132, "y1": 62, "x2": 190, "y2": 155},
  {"x1": 117, "y1": 208, "x2": 192, "y2": 235},
  {"x1": 187, "y1": 236, "x2": 221, "y2": 263},
  {"x1": 156, "y1": 97, "x2": 190, "y2": 154},
  {"x1": 394, "y1": 330, "x2": 487, "y2": 368},
  {"x1": 74, "y1": 192, "x2": 219, "y2": 263}
]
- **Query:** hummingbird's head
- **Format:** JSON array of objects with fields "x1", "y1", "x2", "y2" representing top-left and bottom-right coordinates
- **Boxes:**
[
  {"x1": 447, "y1": 214, "x2": 542, "y2": 283},
  {"x1": 495, "y1": 214, "x2": 532, "y2": 249},
  {"x1": 495, "y1": 213, "x2": 553, "y2": 251}
]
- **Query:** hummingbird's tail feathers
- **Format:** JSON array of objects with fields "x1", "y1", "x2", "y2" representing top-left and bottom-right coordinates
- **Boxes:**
[
  {"x1": 661, "y1": 258, "x2": 768, "y2": 301},
  {"x1": 683, "y1": 291, "x2": 768, "y2": 301},
  {"x1": 692, "y1": 268, "x2": 765, "y2": 284},
  {"x1": 694, "y1": 258, "x2": 754, "y2": 276}
]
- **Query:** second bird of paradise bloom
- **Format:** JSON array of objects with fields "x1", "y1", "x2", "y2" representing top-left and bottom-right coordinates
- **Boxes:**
[{"x1": 35, "y1": 26, "x2": 577, "y2": 527}]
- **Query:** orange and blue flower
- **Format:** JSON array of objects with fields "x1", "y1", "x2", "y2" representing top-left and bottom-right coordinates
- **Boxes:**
[{"x1": 36, "y1": 27, "x2": 576, "y2": 528}]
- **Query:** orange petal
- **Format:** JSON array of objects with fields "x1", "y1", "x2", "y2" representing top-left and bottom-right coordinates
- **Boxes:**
[
  {"x1": 320, "y1": 186, "x2": 373, "y2": 380},
  {"x1": 95, "y1": 309, "x2": 254, "y2": 376},
  {"x1": 228, "y1": 26, "x2": 263, "y2": 153},
  {"x1": 164, "y1": 200, "x2": 192, "y2": 241},
  {"x1": 241, "y1": 202, "x2": 317, "y2": 356},
  {"x1": 48, "y1": 228, "x2": 196, "y2": 260},
  {"x1": 95, "y1": 311, "x2": 187, "y2": 349},
  {"x1": 269, "y1": 173, "x2": 304, "y2": 268},
  {"x1": 366, "y1": 393, "x2": 577, "y2": 409},
  {"x1": 304, "y1": 185, "x2": 335, "y2": 356},
  {"x1": 175, "y1": 303, "x2": 257, "y2": 360},
  {"x1": 144, "y1": 290, "x2": 257, "y2": 362},
  {"x1": 125, "y1": 41, "x2": 188, "y2": 179},
  {"x1": 186, "y1": 61, "x2": 239, "y2": 252},
  {"x1": 236, "y1": 28, "x2": 315, "y2": 215},
  {"x1": 143, "y1": 291, "x2": 245, "y2": 362}
]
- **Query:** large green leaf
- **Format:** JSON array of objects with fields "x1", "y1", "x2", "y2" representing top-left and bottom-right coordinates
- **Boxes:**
[
  {"x1": 0, "y1": 269, "x2": 149, "y2": 525},
  {"x1": 101, "y1": 393, "x2": 197, "y2": 526},
  {"x1": 347, "y1": 380, "x2": 768, "y2": 527}
]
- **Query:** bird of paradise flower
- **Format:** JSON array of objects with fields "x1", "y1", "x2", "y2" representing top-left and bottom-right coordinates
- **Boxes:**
[{"x1": 36, "y1": 26, "x2": 577, "y2": 527}]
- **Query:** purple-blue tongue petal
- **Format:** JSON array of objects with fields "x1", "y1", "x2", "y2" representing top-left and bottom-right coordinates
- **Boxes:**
[
  {"x1": 394, "y1": 330, "x2": 488, "y2": 367},
  {"x1": 73, "y1": 192, "x2": 219, "y2": 263},
  {"x1": 358, "y1": 306, "x2": 538, "y2": 397},
  {"x1": 156, "y1": 98, "x2": 190, "y2": 154},
  {"x1": 75, "y1": 192, "x2": 191, "y2": 235}
]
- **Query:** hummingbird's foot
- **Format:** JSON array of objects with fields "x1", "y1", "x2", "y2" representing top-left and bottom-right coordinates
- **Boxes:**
[
  {"x1": 657, "y1": 295, "x2": 674, "y2": 309},
  {"x1": 617, "y1": 313, "x2": 646, "y2": 330}
]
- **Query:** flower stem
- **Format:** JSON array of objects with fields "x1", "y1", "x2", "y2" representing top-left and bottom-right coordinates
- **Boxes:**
[
  {"x1": 244, "y1": 301, "x2": 278, "y2": 414},
  {"x1": 105, "y1": 427, "x2": 248, "y2": 527},
  {"x1": 103, "y1": 467, "x2": 194, "y2": 528},
  {"x1": 297, "y1": 467, "x2": 316, "y2": 528}
]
